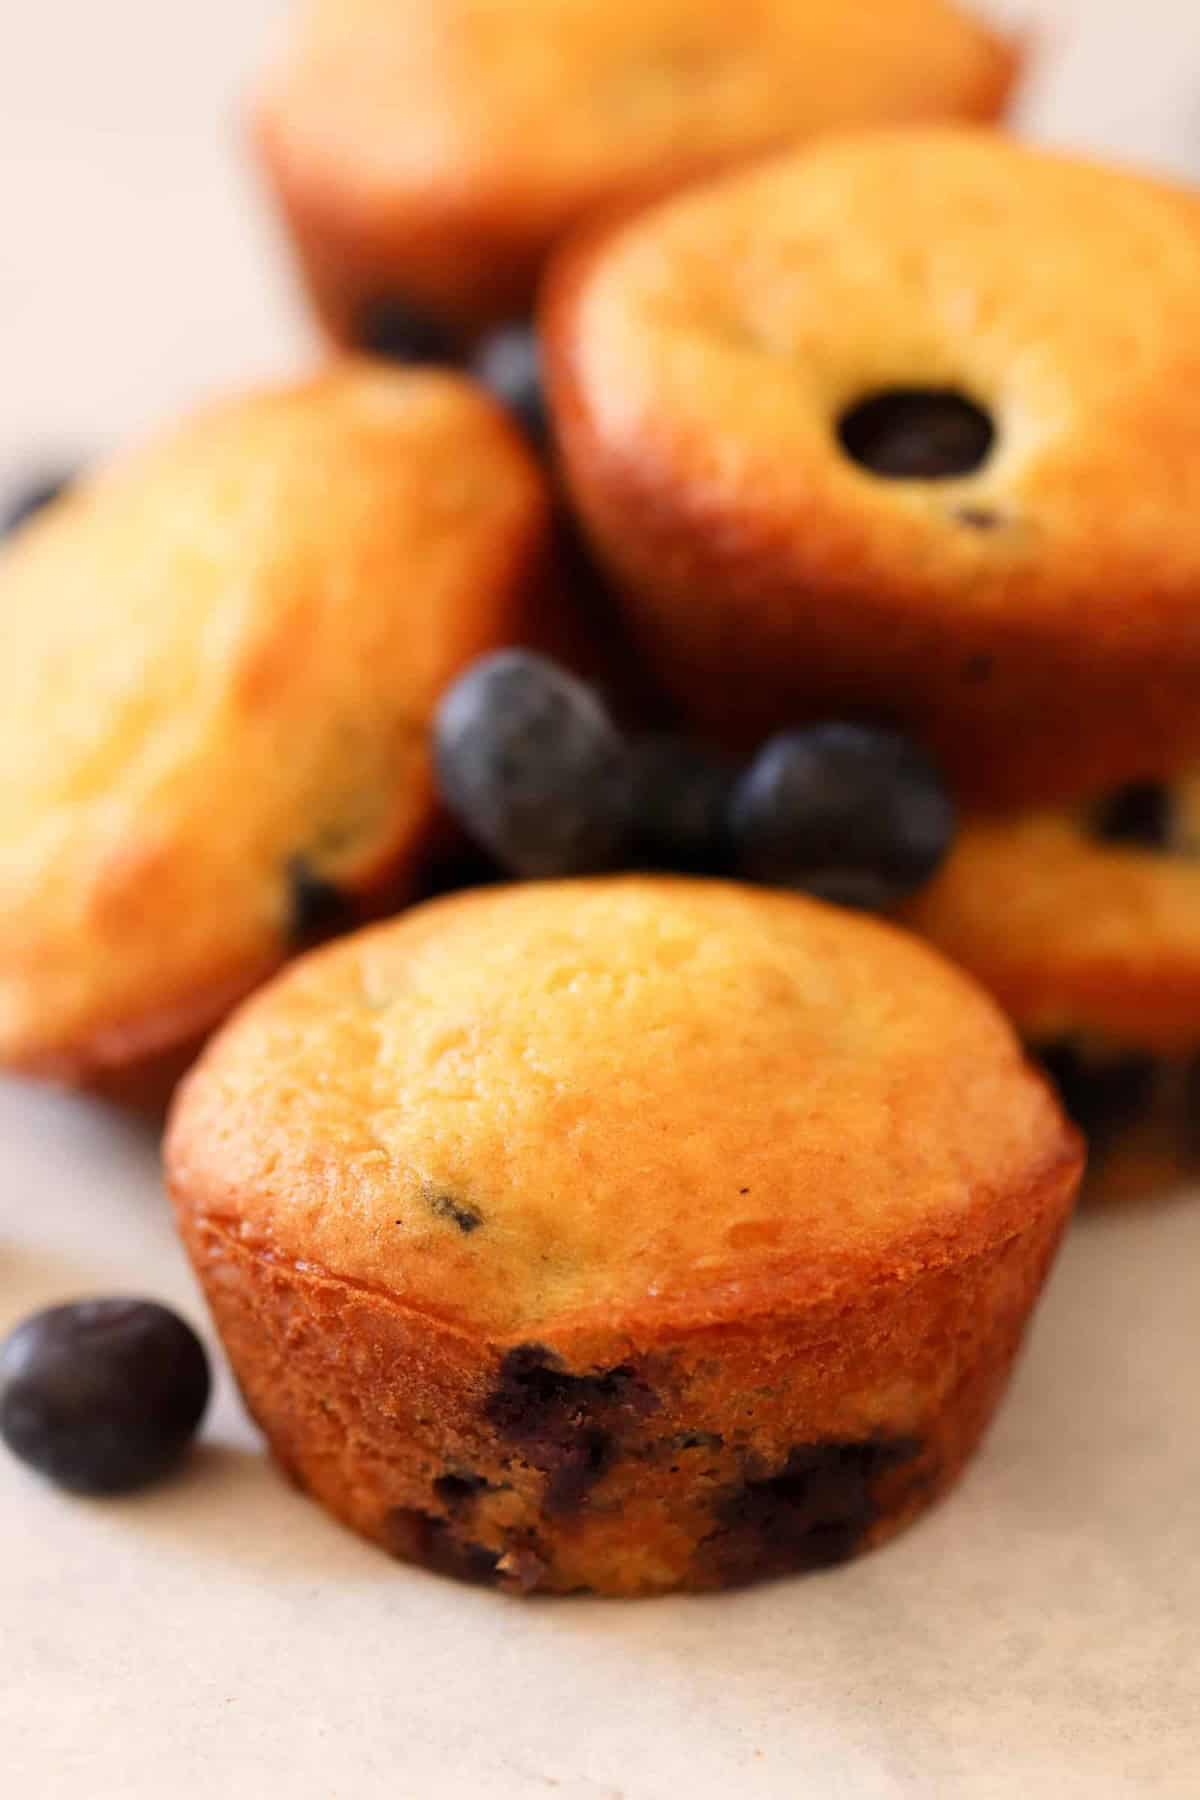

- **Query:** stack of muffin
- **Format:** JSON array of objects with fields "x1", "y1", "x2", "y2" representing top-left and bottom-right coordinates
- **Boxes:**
[{"x1": 2, "y1": 0, "x2": 1195, "y2": 1595}]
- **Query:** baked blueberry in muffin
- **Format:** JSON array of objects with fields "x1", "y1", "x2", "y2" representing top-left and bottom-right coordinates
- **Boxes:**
[
  {"x1": 546, "y1": 129, "x2": 1200, "y2": 810},
  {"x1": 168, "y1": 877, "x2": 1080, "y2": 1595},
  {"x1": 0, "y1": 365, "x2": 551, "y2": 1095},
  {"x1": 903, "y1": 786, "x2": 1200, "y2": 1157}
]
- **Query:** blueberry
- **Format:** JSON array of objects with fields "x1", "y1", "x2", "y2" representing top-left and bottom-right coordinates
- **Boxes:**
[
  {"x1": 630, "y1": 736, "x2": 739, "y2": 873},
  {"x1": 434, "y1": 651, "x2": 634, "y2": 878},
  {"x1": 1039, "y1": 1043, "x2": 1158, "y2": 1140},
  {"x1": 2, "y1": 468, "x2": 76, "y2": 537},
  {"x1": 729, "y1": 723, "x2": 956, "y2": 908},
  {"x1": 471, "y1": 324, "x2": 548, "y2": 449},
  {"x1": 1091, "y1": 782, "x2": 1172, "y2": 851},
  {"x1": 356, "y1": 297, "x2": 461, "y2": 366},
  {"x1": 838, "y1": 389, "x2": 995, "y2": 480},
  {"x1": 0, "y1": 1299, "x2": 211, "y2": 1495}
]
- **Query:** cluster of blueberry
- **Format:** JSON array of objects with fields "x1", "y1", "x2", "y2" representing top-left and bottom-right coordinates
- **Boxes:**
[{"x1": 434, "y1": 650, "x2": 957, "y2": 911}]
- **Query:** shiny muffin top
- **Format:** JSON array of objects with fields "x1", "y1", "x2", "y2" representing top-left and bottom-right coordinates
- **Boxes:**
[
  {"x1": 256, "y1": 0, "x2": 1016, "y2": 333},
  {"x1": 167, "y1": 878, "x2": 1077, "y2": 1343},
  {"x1": 0, "y1": 365, "x2": 548, "y2": 1083},
  {"x1": 547, "y1": 129, "x2": 1200, "y2": 809}
]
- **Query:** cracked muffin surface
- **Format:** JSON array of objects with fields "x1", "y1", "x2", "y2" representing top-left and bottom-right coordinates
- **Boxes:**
[
  {"x1": 255, "y1": 0, "x2": 1017, "y2": 341},
  {"x1": 0, "y1": 365, "x2": 550, "y2": 1091},
  {"x1": 546, "y1": 129, "x2": 1200, "y2": 808},
  {"x1": 167, "y1": 877, "x2": 1080, "y2": 1595}
]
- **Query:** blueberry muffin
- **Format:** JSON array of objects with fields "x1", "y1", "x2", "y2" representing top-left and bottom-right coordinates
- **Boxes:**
[
  {"x1": 905, "y1": 792, "x2": 1200, "y2": 1060},
  {"x1": 902, "y1": 789, "x2": 1200, "y2": 1164},
  {"x1": 547, "y1": 130, "x2": 1200, "y2": 809},
  {"x1": 0, "y1": 366, "x2": 550, "y2": 1095},
  {"x1": 167, "y1": 878, "x2": 1080, "y2": 1596},
  {"x1": 254, "y1": 0, "x2": 1018, "y2": 348}
]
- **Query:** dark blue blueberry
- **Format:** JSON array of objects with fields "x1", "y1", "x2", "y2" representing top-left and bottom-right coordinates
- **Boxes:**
[
  {"x1": 0, "y1": 1299, "x2": 211, "y2": 1495},
  {"x1": 434, "y1": 651, "x2": 634, "y2": 878},
  {"x1": 471, "y1": 324, "x2": 548, "y2": 449},
  {"x1": 2, "y1": 468, "x2": 76, "y2": 537},
  {"x1": 410, "y1": 840, "x2": 504, "y2": 903},
  {"x1": 630, "y1": 736, "x2": 739, "y2": 873},
  {"x1": 1091, "y1": 782, "x2": 1172, "y2": 851},
  {"x1": 839, "y1": 389, "x2": 995, "y2": 479},
  {"x1": 356, "y1": 297, "x2": 461, "y2": 366},
  {"x1": 729, "y1": 723, "x2": 956, "y2": 908},
  {"x1": 1038, "y1": 1043, "x2": 1157, "y2": 1140}
]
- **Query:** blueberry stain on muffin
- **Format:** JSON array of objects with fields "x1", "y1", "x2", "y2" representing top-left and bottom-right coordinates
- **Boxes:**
[
  {"x1": 953, "y1": 506, "x2": 1006, "y2": 531},
  {"x1": 838, "y1": 388, "x2": 995, "y2": 480},
  {"x1": 545, "y1": 1428, "x2": 619, "y2": 1515},
  {"x1": 485, "y1": 1345, "x2": 659, "y2": 1512},
  {"x1": 706, "y1": 1436, "x2": 923, "y2": 1582},
  {"x1": 384, "y1": 1506, "x2": 503, "y2": 1585},
  {"x1": 485, "y1": 1346, "x2": 654, "y2": 1442},
  {"x1": 432, "y1": 1471, "x2": 496, "y2": 1511},
  {"x1": 425, "y1": 1187, "x2": 484, "y2": 1235},
  {"x1": 169, "y1": 879, "x2": 1079, "y2": 1594}
]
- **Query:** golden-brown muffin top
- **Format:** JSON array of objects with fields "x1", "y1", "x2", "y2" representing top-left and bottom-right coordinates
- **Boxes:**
[
  {"x1": 259, "y1": 0, "x2": 1015, "y2": 257},
  {"x1": 167, "y1": 878, "x2": 1077, "y2": 1341},
  {"x1": 547, "y1": 129, "x2": 1200, "y2": 806},
  {"x1": 0, "y1": 365, "x2": 548, "y2": 1080}
]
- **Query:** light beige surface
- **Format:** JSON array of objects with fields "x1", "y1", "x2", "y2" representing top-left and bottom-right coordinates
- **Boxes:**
[{"x1": 3, "y1": 2, "x2": 1200, "y2": 1796}]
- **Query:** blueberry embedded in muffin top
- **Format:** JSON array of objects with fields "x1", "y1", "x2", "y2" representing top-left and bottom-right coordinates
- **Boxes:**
[
  {"x1": 546, "y1": 129, "x2": 1200, "y2": 806},
  {"x1": 838, "y1": 389, "x2": 995, "y2": 480}
]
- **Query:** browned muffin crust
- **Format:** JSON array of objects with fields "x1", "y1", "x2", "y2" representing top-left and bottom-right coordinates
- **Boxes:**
[
  {"x1": 0, "y1": 365, "x2": 552, "y2": 1092},
  {"x1": 255, "y1": 0, "x2": 1018, "y2": 343},
  {"x1": 546, "y1": 130, "x2": 1200, "y2": 808},
  {"x1": 168, "y1": 879, "x2": 1080, "y2": 1595}
]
